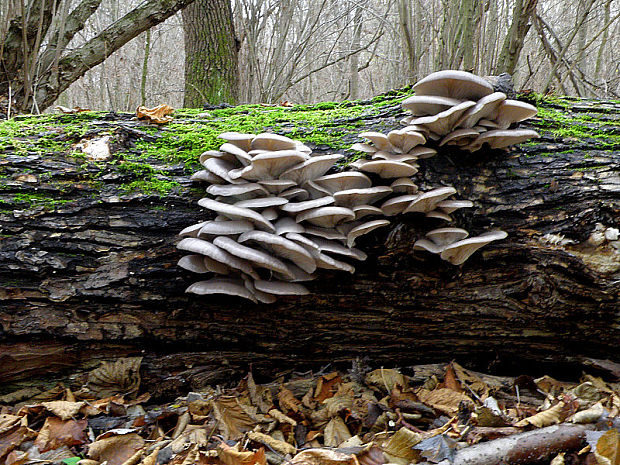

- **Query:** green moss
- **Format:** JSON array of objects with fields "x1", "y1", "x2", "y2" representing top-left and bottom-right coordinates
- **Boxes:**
[{"x1": 5, "y1": 192, "x2": 73, "y2": 211}]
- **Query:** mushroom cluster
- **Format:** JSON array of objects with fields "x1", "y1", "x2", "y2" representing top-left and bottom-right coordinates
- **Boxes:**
[
  {"x1": 178, "y1": 70, "x2": 539, "y2": 302},
  {"x1": 401, "y1": 70, "x2": 540, "y2": 151}
]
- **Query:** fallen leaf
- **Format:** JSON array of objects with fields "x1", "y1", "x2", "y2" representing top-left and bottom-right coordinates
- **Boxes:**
[
  {"x1": 87, "y1": 357, "x2": 141, "y2": 398},
  {"x1": 218, "y1": 442, "x2": 266, "y2": 465},
  {"x1": 56, "y1": 106, "x2": 90, "y2": 114},
  {"x1": 247, "y1": 431, "x2": 296, "y2": 456},
  {"x1": 136, "y1": 104, "x2": 174, "y2": 124},
  {"x1": 212, "y1": 396, "x2": 259, "y2": 440},
  {"x1": 596, "y1": 428, "x2": 620, "y2": 465},
  {"x1": 365, "y1": 369, "x2": 406, "y2": 394},
  {"x1": 381, "y1": 427, "x2": 423, "y2": 465},
  {"x1": 515, "y1": 401, "x2": 569, "y2": 428},
  {"x1": 441, "y1": 364, "x2": 463, "y2": 393},
  {"x1": 278, "y1": 386, "x2": 302, "y2": 413},
  {"x1": 413, "y1": 434, "x2": 457, "y2": 464},
  {"x1": 315, "y1": 373, "x2": 343, "y2": 402},
  {"x1": 324, "y1": 417, "x2": 352, "y2": 447},
  {"x1": 88, "y1": 432, "x2": 144, "y2": 465},
  {"x1": 416, "y1": 388, "x2": 473, "y2": 416},
  {"x1": 0, "y1": 426, "x2": 36, "y2": 461},
  {"x1": 290, "y1": 448, "x2": 359, "y2": 465},
  {"x1": 34, "y1": 417, "x2": 87, "y2": 452},
  {"x1": 41, "y1": 401, "x2": 85, "y2": 420}
]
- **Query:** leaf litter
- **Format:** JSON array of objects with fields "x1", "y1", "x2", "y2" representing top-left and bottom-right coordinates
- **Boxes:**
[{"x1": 1, "y1": 360, "x2": 620, "y2": 464}]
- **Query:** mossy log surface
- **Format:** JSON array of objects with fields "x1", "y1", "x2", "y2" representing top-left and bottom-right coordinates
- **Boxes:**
[{"x1": 0, "y1": 93, "x2": 619, "y2": 395}]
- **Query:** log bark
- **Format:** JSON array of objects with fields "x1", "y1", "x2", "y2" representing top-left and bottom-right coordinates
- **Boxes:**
[{"x1": 0, "y1": 96, "x2": 618, "y2": 394}]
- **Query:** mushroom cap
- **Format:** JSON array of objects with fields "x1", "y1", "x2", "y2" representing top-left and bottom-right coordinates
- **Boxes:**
[
  {"x1": 200, "y1": 150, "x2": 236, "y2": 165},
  {"x1": 186, "y1": 278, "x2": 257, "y2": 302},
  {"x1": 284, "y1": 232, "x2": 320, "y2": 250},
  {"x1": 280, "y1": 196, "x2": 335, "y2": 213},
  {"x1": 191, "y1": 169, "x2": 226, "y2": 184},
  {"x1": 258, "y1": 179, "x2": 297, "y2": 194},
  {"x1": 413, "y1": 239, "x2": 444, "y2": 254},
  {"x1": 359, "y1": 132, "x2": 395, "y2": 151},
  {"x1": 491, "y1": 99, "x2": 538, "y2": 129},
  {"x1": 412, "y1": 100, "x2": 476, "y2": 136},
  {"x1": 234, "y1": 196, "x2": 288, "y2": 209},
  {"x1": 177, "y1": 237, "x2": 258, "y2": 279},
  {"x1": 333, "y1": 186, "x2": 393, "y2": 208},
  {"x1": 296, "y1": 206, "x2": 356, "y2": 228},
  {"x1": 436, "y1": 199, "x2": 474, "y2": 214},
  {"x1": 254, "y1": 280, "x2": 310, "y2": 296},
  {"x1": 390, "y1": 177, "x2": 418, "y2": 194},
  {"x1": 466, "y1": 129, "x2": 540, "y2": 151},
  {"x1": 198, "y1": 198, "x2": 275, "y2": 232},
  {"x1": 304, "y1": 180, "x2": 333, "y2": 199},
  {"x1": 179, "y1": 221, "x2": 208, "y2": 237},
  {"x1": 346, "y1": 219, "x2": 390, "y2": 247},
  {"x1": 425, "y1": 227, "x2": 469, "y2": 247},
  {"x1": 404, "y1": 187, "x2": 457, "y2": 213},
  {"x1": 198, "y1": 220, "x2": 254, "y2": 237},
  {"x1": 314, "y1": 172, "x2": 372, "y2": 193},
  {"x1": 238, "y1": 230, "x2": 317, "y2": 273},
  {"x1": 251, "y1": 133, "x2": 299, "y2": 151},
  {"x1": 203, "y1": 157, "x2": 243, "y2": 184},
  {"x1": 401, "y1": 95, "x2": 463, "y2": 116},
  {"x1": 387, "y1": 129, "x2": 426, "y2": 153},
  {"x1": 426, "y1": 211, "x2": 453, "y2": 222},
  {"x1": 242, "y1": 278, "x2": 277, "y2": 304},
  {"x1": 357, "y1": 160, "x2": 418, "y2": 179},
  {"x1": 311, "y1": 237, "x2": 367, "y2": 261},
  {"x1": 275, "y1": 217, "x2": 305, "y2": 235},
  {"x1": 351, "y1": 142, "x2": 377, "y2": 153},
  {"x1": 178, "y1": 254, "x2": 210, "y2": 273},
  {"x1": 280, "y1": 154, "x2": 343, "y2": 185},
  {"x1": 371, "y1": 151, "x2": 419, "y2": 164},
  {"x1": 280, "y1": 187, "x2": 309, "y2": 201},
  {"x1": 439, "y1": 128, "x2": 480, "y2": 147},
  {"x1": 303, "y1": 247, "x2": 356, "y2": 273},
  {"x1": 219, "y1": 142, "x2": 252, "y2": 166},
  {"x1": 381, "y1": 194, "x2": 419, "y2": 216},
  {"x1": 218, "y1": 132, "x2": 256, "y2": 152},
  {"x1": 213, "y1": 236, "x2": 294, "y2": 279},
  {"x1": 455, "y1": 92, "x2": 506, "y2": 128},
  {"x1": 409, "y1": 146, "x2": 438, "y2": 159},
  {"x1": 262, "y1": 208, "x2": 278, "y2": 221},
  {"x1": 413, "y1": 70, "x2": 494, "y2": 100},
  {"x1": 353, "y1": 204, "x2": 384, "y2": 220},
  {"x1": 206, "y1": 183, "x2": 269, "y2": 199},
  {"x1": 230, "y1": 150, "x2": 308, "y2": 181},
  {"x1": 440, "y1": 230, "x2": 508, "y2": 265}
]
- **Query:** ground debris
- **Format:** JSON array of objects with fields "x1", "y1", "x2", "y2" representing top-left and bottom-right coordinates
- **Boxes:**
[{"x1": 1, "y1": 360, "x2": 619, "y2": 465}]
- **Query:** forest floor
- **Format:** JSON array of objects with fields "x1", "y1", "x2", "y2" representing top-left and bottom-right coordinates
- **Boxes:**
[{"x1": 1, "y1": 357, "x2": 620, "y2": 465}]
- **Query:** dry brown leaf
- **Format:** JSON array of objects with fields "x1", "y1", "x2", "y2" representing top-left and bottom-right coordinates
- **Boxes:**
[
  {"x1": 136, "y1": 104, "x2": 174, "y2": 124},
  {"x1": 442, "y1": 364, "x2": 463, "y2": 393},
  {"x1": 87, "y1": 357, "x2": 142, "y2": 398},
  {"x1": 212, "y1": 396, "x2": 259, "y2": 440},
  {"x1": 247, "y1": 431, "x2": 296, "y2": 456},
  {"x1": 0, "y1": 426, "x2": 36, "y2": 461},
  {"x1": 56, "y1": 105, "x2": 90, "y2": 114},
  {"x1": 41, "y1": 401, "x2": 85, "y2": 420},
  {"x1": 218, "y1": 442, "x2": 267, "y2": 465},
  {"x1": 0, "y1": 416, "x2": 24, "y2": 435},
  {"x1": 278, "y1": 386, "x2": 302, "y2": 413},
  {"x1": 5, "y1": 449, "x2": 29, "y2": 465},
  {"x1": 356, "y1": 445, "x2": 385, "y2": 465},
  {"x1": 34, "y1": 417, "x2": 87, "y2": 452},
  {"x1": 571, "y1": 402, "x2": 607, "y2": 424},
  {"x1": 596, "y1": 429, "x2": 620, "y2": 465},
  {"x1": 515, "y1": 401, "x2": 568, "y2": 428},
  {"x1": 416, "y1": 388, "x2": 473, "y2": 416},
  {"x1": 88, "y1": 433, "x2": 145, "y2": 465},
  {"x1": 315, "y1": 373, "x2": 343, "y2": 402},
  {"x1": 247, "y1": 373, "x2": 274, "y2": 413},
  {"x1": 324, "y1": 417, "x2": 352, "y2": 447},
  {"x1": 269, "y1": 408, "x2": 297, "y2": 426},
  {"x1": 365, "y1": 369, "x2": 407, "y2": 394},
  {"x1": 381, "y1": 427, "x2": 423, "y2": 465},
  {"x1": 140, "y1": 445, "x2": 161, "y2": 465},
  {"x1": 290, "y1": 448, "x2": 359, "y2": 465}
]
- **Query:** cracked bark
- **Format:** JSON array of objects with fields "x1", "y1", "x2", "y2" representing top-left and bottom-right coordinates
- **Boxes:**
[{"x1": 0, "y1": 98, "x2": 618, "y2": 397}]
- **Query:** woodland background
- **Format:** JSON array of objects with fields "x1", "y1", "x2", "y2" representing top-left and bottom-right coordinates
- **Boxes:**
[{"x1": 1, "y1": 0, "x2": 619, "y2": 114}]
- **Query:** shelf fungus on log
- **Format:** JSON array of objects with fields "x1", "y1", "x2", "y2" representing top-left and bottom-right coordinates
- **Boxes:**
[{"x1": 178, "y1": 71, "x2": 541, "y2": 302}]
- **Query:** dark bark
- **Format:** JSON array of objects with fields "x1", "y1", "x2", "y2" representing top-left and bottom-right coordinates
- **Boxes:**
[
  {"x1": 495, "y1": 0, "x2": 538, "y2": 75},
  {"x1": 182, "y1": 0, "x2": 239, "y2": 107},
  {"x1": 0, "y1": 97, "x2": 618, "y2": 395}
]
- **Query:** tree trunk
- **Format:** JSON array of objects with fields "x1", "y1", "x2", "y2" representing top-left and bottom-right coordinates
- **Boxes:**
[
  {"x1": 182, "y1": 0, "x2": 239, "y2": 107},
  {"x1": 0, "y1": 95, "x2": 618, "y2": 397},
  {"x1": 494, "y1": 0, "x2": 538, "y2": 76}
]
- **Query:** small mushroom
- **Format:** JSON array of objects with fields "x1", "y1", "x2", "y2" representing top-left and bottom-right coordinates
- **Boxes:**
[
  {"x1": 303, "y1": 226, "x2": 346, "y2": 240},
  {"x1": 491, "y1": 100, "x2": 538, "y2": 129},
  {"x1": 186, "y1": 278, "x2": 257, "y2": 302},
  {"x1": 219, "y1": 142, "x2": 252, "y2": 166},
  {"x1": 251, "y1": 133, "x2": 299, "y2": 151},
  {"x1": 436, "y1": 199, "x2": 474, "y2": 214},
  {"x1": 356, "y1": 160, "x2": 418, "y2": 179},
  {"x1": 179, "y1": 221, "x2": 208, "y2": 237},
  {"x1": 238, "y1": 230, "x2": 317, "y2": 273},
  {"x1": 280, "y1": 196, "x2": 335, "y2": 214},
  {"x1": 413, "y1": 239, "x2": 444, "y2": 255},
  {"x1": 213, "y1": 236, "x2": 294, "y2": 279},
  {"x1": 275, "y1": 217, "x2": 305, "y2": 235},
  {"x1": 254, "y1": 280, "x2": 310, "y2": 296},
  {"x1": 401, "y1": 95, "x2": 463, "y2": 116},
  {"x1": 178, "y1": 254, "x2": 210, "y2": 273},
  {"x1": 280, "y1": 154, "x2": 343, "y2": 185},
  {"x1": 425, "y1": 227, "x2": 469, "y2": 247},
  {"x1": 404, "y1": 187, "x2": 457, "y2": 213},
  {"x1": 387, "y1": 128, "x2": 426, "y2": 153},
  {"x1": 346, "y1": 219, "x2": 390, "y2": 247},
  {"x1": 191, "y1": 170, "x2": 226, "y2": 184},
  {"x1": 314, "y1": 172, "x2": 372, "y2": 193},
  {"x1": 390, "y1": 178, "x2": 418, "y2": 194},
  {"x1": 359, "y1": 131, "x2": 395, "y2": 151},
  {"x1": 353, "y1": 204, "x2": 383, "y2": 220},
  {"x1": 381, "y1": 194, "x2": 419, "y2": 216},
  {"x1": 280, "y1": 187, "x2": 309, "y2": 201},
  {"x1": 296, "y1": 206, "x2": 356, "y2": 228},
  {"x1": 333, "y1": 186, "x2": 393, "y2": 208},
  {"x1": 198, "y1": 198, "x2": 275, "y2": 232},
  {"x1": 203, "y1": 157, "x2": 243, "y2": 184},
  {"x1": 426, "y1": 210, "x2": 453, "y2": 222},
  {"x1": 258, "y1": 179, "x2": 297, "y2": 194},
  {"x1": 439, "y1": 230, "x2": 508, "y2": 265},
  {"x1": 229, "y1": 150, "x2": 308, "y2": 181},
  {"x1": 234, "y1": 197, "x2": 289, "y2": 209},
  {"x1": 218, "y1": 132, "x2": 256, "y2": 152},
  {"x1": 439, "y1": 128, "x2": 480, "y2": 147},
  {"x1": 198, "y1": 220, "x2": 254, "y2": 237},
  {"x1": 262, "y1": 208, "x2": 279, "y2": 221},
  {"x1": 177, "y1": 237, "x2": 258, "y2": 279},
  {"x1": 311, "y1": 237, "x2": 367, "y2": 261},
  {"x1": 466, "y1": 129, "x2": 540, "y2": 152},
  {"x1": 206, "y1": 183, "x2": 269, "y2": 199},
  {"x1": 411, "y1": 101, "x2": 476, "y2": 136},
  {"x1": 454, "y1": 92, "x2": 506, "y2": 128}
]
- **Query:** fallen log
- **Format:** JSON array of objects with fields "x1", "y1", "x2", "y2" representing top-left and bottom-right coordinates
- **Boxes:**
[{"x1": 0, "y1": 93, "x2": 618, "y2": 392}]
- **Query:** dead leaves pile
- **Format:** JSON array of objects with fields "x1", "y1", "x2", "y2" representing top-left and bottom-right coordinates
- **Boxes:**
[
  {"x1": 136, "y1": 104, "x2": 175, "y2": 124},
  {"x1": 1, "y1": 360, "x2": 620, "y2": 465}
]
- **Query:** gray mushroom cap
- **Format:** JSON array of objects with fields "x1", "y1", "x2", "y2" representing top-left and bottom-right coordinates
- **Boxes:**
[
  {"x1": 401, "y1": 95, "x2": 463, "y2": 116},
  {"x1": 200, "y1": 150, "x2": 236, "y2": 165},
  {"x1": 390, "y1": 178, "x2": 418, "y2": 194},
  {"x1": 258, "y1": 179, "x2": 297, "y2": 194},
  {"x1": 234, "y1": 197, "x2": 289, "y2": 209},
  {"x1": 198, "y1": 220, "x2": 254, "y2": 237},
  {"x1": 179, "y1": 221, "x2": 208, "y2": 237},
  {"x1": 206, "y1": 183, "x2": 269, "y2": 199},
  {"x1": 440, "y1": 230, "x2": 508, "y2": 265},
  {"x1": 280, "y1": 187, "x2": 309, "y2": 201},
  {"x1": 203, "y1": 157, "x2": 245, "y2": 185},
  {"x1": 242, "y1": 278, "x2": 277, "y2": 304},
  {"x1": 261, "y1": 208, "x2": 278, "y2": 221},
  {"x1": 333, "y1": 186, "x2": 393, "y2": 208},
  {"x1": 412, "y1": 100, "x2": 476, "y2": 136},
  {"x1": 353, "y1": 205, "x2": 384, "y2": 220},
  {"x1": 455, "y1": 92, "x2": 506, "y2": 128},
  {"x1": 213, "y1": 236, "x2": 294, "y2": 279},
  {"x1": 219, "y1": 142, "x2": 252, "y2": 166},
  {"x1": 314, "y1": 172, "x2": 372, "y2": 193},
  {"x1": 413, "y1": 239, "x2": 444, "y2": 255},
  {"x1": 346, "y1": 219, "x2": 390, "y2": 247},
  {"x1": 381, "y1": 194, "x2": 420, "y2": 216},
  {"x1": 311, "y1": 237, "x2": 367, "y2": 261},
  {"x1": 439, "y1": 128, "x2": 480, "y2": 147},
  {"x1": 229, "y1": 150, "x2": 309, "y2": 181},
  {"x1": 350, "y1": 142, "x2": 377, "y2": 154},
  {"x1": 404, "y1": 187, "x2": 457, "y2": 213},
  {"x1": 251, "y1": 133, "x2": 299, "y2": 151},
  {"x1": 177, "y1": 237, "x2": 258, "y2": 279},
  {"x1": 387, "y1": 129, "x2": 426, "y2": 153},
  {"x1": 371, "y1": 151, "x2": 419, "y2": 163},
  {"x1": 426, "y1": 211, "x2": 453, "y2": 222},
  {"x1": 275, "y1": 217, "x2": 305, "y2": 235},
  {"x1": 190, "y1": 169, "x2": 226, "y2": 184},
  {"x1": 280, "y1": 196, "x2": 335, "y2": 213},
  {"x1": 359, "y1": 131, "x2": 395, "y2": 151},
  {"x1": 296, "y1": 206, "x2": 356, "y2": 228},
  {"x1": 217, "y1": 132, "x2": 256, "y2": 152},
  {"x1": 491, "y1": 100, "x2": 538, "y2": 129},
  {"x1": 238, "y1": 230, "x2": 317, "y2": 273},
  {"x1": 280, "y1": 154, "x2": 343, "y2": 185},
  {"x1": 436, "y1": 199, "x2": 474, "y2": 214},
  {"x1": 466, "y1": 129, "x2": 540, "y2": 151},
  {"x1": 178, "y1": 254, "x2": 210, "y2": 273},
  {"x1": 356, "y1": 160, "x2": 418, "y2": 179},
  {"x1": 303, "y1": 226, "x2": 347, "y2": 240},
  {"x1": 198, "y1": 198, "x2": 275, "y2": 232},
  {"x1": 413, "y1": 70, "x2": 494, "y2": 100},
  {"x1": 425, "y1": 227, "x2": 469, "y2": 247},
  {"x1": 254, "y1": 280, "x2": 310, "y2": 296},
  {"x1": 186, "y1": 278, "x2": 257, "y2": 302}
]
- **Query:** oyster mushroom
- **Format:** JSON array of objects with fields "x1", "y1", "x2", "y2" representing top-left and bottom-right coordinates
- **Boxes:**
[
  {"x1": 413, "y1": 70, "x2": 494, "y2": 100},
  {"x1": 440, "y1": 230, "x2": 508, "y2": 265}
]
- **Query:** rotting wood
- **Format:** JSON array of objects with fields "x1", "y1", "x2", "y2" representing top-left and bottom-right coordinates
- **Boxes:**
[{"x1": 0, "y1": 95, "x2": 618, "y2": 392}]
